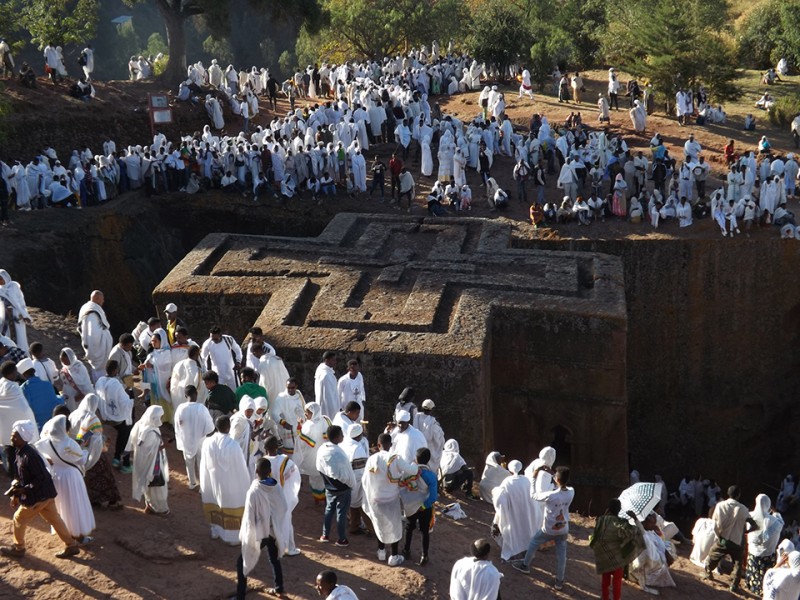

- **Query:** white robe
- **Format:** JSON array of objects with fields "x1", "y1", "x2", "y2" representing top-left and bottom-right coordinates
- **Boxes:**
[
  {"x1": 0, "y1": 271, "x2": 30, "y2": 352},
  {"x1": 35, "y1": 421, "x2": 95, "y2": 538},
  {"x1": 270, "y1": 390, "x2": 306, "y2": 456},
  {"x1": 314, "y1": 362, "x2": 339, "y2": 418},
  {"x1": 0, "y1": 378, "x2": 37, "y2": 448},
  {"x1": 170, "y1": 357, "x2": 206, "y2": 410},
  {"x1": 389, "y1": 425, "x2": 427, "y2": 464},
  {"x1": 267, "y1": 453, "x2": 300, "y2": 553},
  {"x1": 200, "y1": 432, "x2": 252, "y2": 544},
  {"x1": 449, "y1": 557, "x2": 503, "y2": 600},
  {"x1": 174, "y1": 402, "x2": 215, "y2": 460},
  {"x1": 77, "y1": 301, "x2": 112, "y2": 377},
  {"x1": 239, "y1": 478, "x2": 287, "y2": 575},
  {"x1": 351, "y1": 152, "x2": 367, "y2": 192},
  {"x1": 362, "y1": 450, "x2": 417, "y2": 544},
  {"x1": 337, "y1": 372, "x2": 366, "y2": 416},
  {"x1": 493, "y1": 475, "x2": 535, "y2": 561},
  {"x1": 257, "y1": 355, "x2": 290, "y2": 404}
]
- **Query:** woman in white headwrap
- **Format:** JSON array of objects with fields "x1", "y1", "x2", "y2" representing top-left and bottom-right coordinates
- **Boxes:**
[
  {"x1": 525, "y1": 446, "x2": 556, "y2": 534},
  {"x1": 492, "y1": 460, "x2": 535, "y2": 561},
  {"x1": 126, "y1": 405, "x2": 169, "y2": 515},
  {"x1": 478, "y1": 451, "x2": 510, "y2": 503},
  {"x1": 69, "y1": 393, "x2": 123, "y2": 509},
  {"x1": 745, "y1": 494, "x2": 784, "y2": 594},
  {"x1": 298, "y1": 402, "x2": 331, "y2": 503},
  {"x1": 761, "y1": 550, "x2": 800, "y2": 600},
  {"x1": 440, "y1": 439, "x2": 476, "y2": 498},
  {"x1": 0, "y1": 269, "x2": 31, "y2": 352},
  {"x1": 230, "y1": 395, "x2": 256, "y2": 465},
  {"x1": 143, "y1": 328, "x2": 174, "y2": 424},
  {"x1": 35, "y1": 415, "x2": 95, "y2": 542},
  {"x1": 58, "y1": 347, "x2": 94, "y2": 411}
]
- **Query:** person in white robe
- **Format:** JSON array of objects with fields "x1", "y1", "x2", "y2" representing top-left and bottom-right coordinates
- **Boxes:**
[
  {"x1": 387, "y1": 409, "x2": 427, "y2": 464},
  {"x1": 174, "y1": 385, "x2": 215, "y2": 489},
  {"x1": 690, "y1": 516, "x2": 717, "y2": 568},
  {"x1": 630, "y1": 100, "x2": 646, "y2": 133},
  {"x1": 450, "y1": 538, "x2": 504, "y2": 600},
  {"x1": 200, "y1": 415, "x2": 252, "y2": 544},
  {"x1": 362, "y1": 433, "x2": 418, "y2": 566},
  {"x1": 413, "y1": 399, "x2": 445, "y2": 473},
  {"x1": 0, "y1": 270, "x2": 30, "y2": 352},
  {"x1": 143, "y1": 328, "x2": 174, "y2": 424},
  {"x1": 170, "y1": 344, "x2": 206, "y2": 410},
  {"x1": 298, "y1": 402, "x2": 331, "y2": 503},
  {"x1": 745, "y1": 493, "x2": 784, "y2": 595},
  {"x1": 77, "y1": 291, "x2": 112, "y2": 382},
  {"x1": 336, "y1": 359, "x2": 366, "y2": 417},
  {"x1": 526, "y1": 446, "x2": 556, "y2": 534},
  {"x1": 519, "y1": 69, "x2": 534, "y2": 99},
  {"x1": 0, "y1": 364, "x2": 37, "y2": 461},
  {"x1": 351, "y1": 150, "x2": 367, "y2": 193},
  {"x1": 257, "y1": 353, "x2": 290, "y2": 406},
  {"x1": 762, "y1": 551, "x2": 800, "y2": 600},
  {"x1": 316, "y1": 570, "x2": 361, "y2": 600},
  {"x1": 205, "y1": 96, "x2": 225, "y2": 130},
  {"x1": 492, "y1": 460, "x2": 534, "y2": 561},
  {"x1": 126, "y1": 405, "x2": 169, "y2": 515},
  {"x1": 200, "y1": 328, "x2": 242, "y2": 392},
  {"x1": 629, "y1": 513, "x2": 676, "y2": 594},
  {"x1": 479, "y1": 451, "x2": 510, "y2": 503},
  {"x1": 264, "y1": 436, "x2": 301, "y2": 555},
  {"x1": 35, "y1": 415, "x2": 95, "y2": 543},
  {"x1": 270, "y1": 378, "x2": 305, "y2": 460},
  {"x1": 420, "y1": 131, "x2": 434, "y2": 177},
  {"x1": 340, "y1": 423, "x2": 369, "y2": 536},
  {"x1": 230, "y1": 395, "x2": 256, "y2": 465},
  {"x1": 316, "y1": 425, "x2": 357, "y2": 544},
  {"x1": 58, "y1": 347, "x2": 94, "y2": 411},
  {"x1": 314, "y1": 351, "x2": 339, "y2": 418},
  {"x1": 238, "y1": 457, "x2": 286, "y2": 595}
]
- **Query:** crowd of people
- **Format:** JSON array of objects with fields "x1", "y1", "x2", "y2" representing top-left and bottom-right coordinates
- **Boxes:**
[{"x1": 2, "y1": 274, "x2": 800, "y2": 599}]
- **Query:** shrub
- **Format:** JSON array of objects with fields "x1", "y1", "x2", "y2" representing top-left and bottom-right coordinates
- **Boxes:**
[{"x1": 768, "y1": 94, "x2": 800, "y2": 127}]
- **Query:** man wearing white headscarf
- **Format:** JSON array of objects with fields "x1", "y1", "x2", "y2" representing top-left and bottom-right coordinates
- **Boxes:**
[
  {"x1": 237, "y1": 457, "x2": 286, "y2": 597},
  {"x1": 230, "y1": 395, "x2": 256, "y2": 465},
  {"x1": 0, "y1": 269, "x2": 31, "y2": 352},
  {"x1": 174, "y1": 384, "x2": 215, "y2": 490},
  {"x1": 450, "y1": 538, "x2": 503, "y2": 600},
  {"x1": 77, "y1": 290, "x2": 112, "y2": 382},
  {"x1": 479, "y1": 452, "x2": 510, "y2": 503},
  {"x1": 762, "y1": 550, "x2": 800, "y2": 600},
  {"x1": 0, "y1": 420, "x2": 80, "y2": 559},
  {"x1": 413, "y1": 399, "x2": 444, "y2": 473},
  {"x1": 200, "y1": 414, "x2": 251, "y2": 544},
  {"x1": 0, "y1": 360, "x2": 37, "y2": 468},
  {"x1": 341, "y1": 423, "x2": 369, "y2": 537},
  {"x1": 525, "y1": 446, "x2": 557, "y2": 533},
  {"x1": 441, "y1": 439, "x2": 476, "y2": 499},
  {"x1": 388, "y1": 409, "x2": 427, "y2": 464},
  {"x1": 362, "y1": 432, "x2": 418, "y2": 567},
  {"x1": 492, "y1": 460, "x2": 535, "y2": 561},
  {"x1": 126, "y1": 405, "x2": 169, "y2": 515}
]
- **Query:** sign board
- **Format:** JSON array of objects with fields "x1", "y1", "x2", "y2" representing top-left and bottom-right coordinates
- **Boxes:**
[{"x1": 147, "y1": 93, "x2": 173, "y2": 135}]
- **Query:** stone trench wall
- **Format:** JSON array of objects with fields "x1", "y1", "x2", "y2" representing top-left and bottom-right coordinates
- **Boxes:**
[{"x1": 517, "y1": 236, "x2": 800, "y2": 498}]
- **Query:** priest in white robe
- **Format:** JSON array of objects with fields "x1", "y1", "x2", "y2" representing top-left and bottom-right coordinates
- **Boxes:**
[
  {"x1": 0, "y1": 270, "x2": 31, "y2": 353},
  {"x1": 77, "y1": 291, "x2": 112, "y2": 382},
  {"x1": 257, "y1": 353, "x2": 290, "y2": 406},
  {"x1": 336, "y1": 359, "x2": 366, "y2": 417},
  {"x1": 200, "y1": 415, "x2": 252, "y2": 545},
  {"x1": 270, "y1": 378, "x2": 305, "y2": 460}
]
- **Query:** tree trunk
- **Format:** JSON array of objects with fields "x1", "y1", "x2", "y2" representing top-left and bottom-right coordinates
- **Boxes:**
[{"x1": 157, "y1": 3, "x2": 187, "y2": 84}]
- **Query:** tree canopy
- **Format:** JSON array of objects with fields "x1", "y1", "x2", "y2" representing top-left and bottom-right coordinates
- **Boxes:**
[
  {"x1": 464, "y1": 0, "x2": 532, "y2": 82},
  {"x1": 0, "y1": 0, "x2": 98, "y2": 49},
  {"x1": 737, "y1": 0, "x2": 800, "y2": 69}
]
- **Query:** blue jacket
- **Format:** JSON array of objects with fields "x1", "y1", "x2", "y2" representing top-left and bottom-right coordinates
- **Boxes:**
[
  {"x1": 419, "y1": 465, "x2": 438, "y2": 509},
  {"x1": 21, "y1": 375, "x2": 64, "y2": 432}
]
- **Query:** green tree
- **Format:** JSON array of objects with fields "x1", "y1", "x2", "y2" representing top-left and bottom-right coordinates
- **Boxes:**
[
  {"x1": 604, "y1": 0, "x2": 740, "y2": 108},
  {"x1": 21, "y1": 0, "x2": 99, "y2": 49},
  {"x1": 466, "y1": 0, "x2": 532, "y2": 82},
  {"x1": 123, "y1": 0, "x2": 323, "y2": 82},
  {"x1": 738, "y1": 0, "x2": 800, "y2": 68},
  {"x1": 310, "y1": 0, "x2": 462, "y2": 61}
]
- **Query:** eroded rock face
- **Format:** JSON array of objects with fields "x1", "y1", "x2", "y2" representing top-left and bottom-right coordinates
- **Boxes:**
[{"x1": 154, "y1": 213, "x2": 629, "y2": 508}]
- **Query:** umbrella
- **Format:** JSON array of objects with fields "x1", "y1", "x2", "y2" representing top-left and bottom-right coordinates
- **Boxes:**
[{"x1": 617, "y1": 481, "x2": 663, "y2": 521}]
